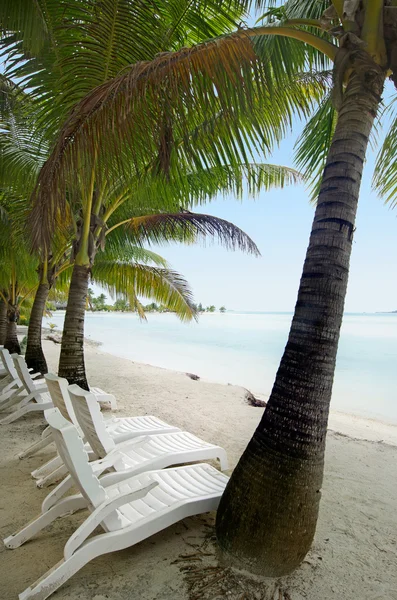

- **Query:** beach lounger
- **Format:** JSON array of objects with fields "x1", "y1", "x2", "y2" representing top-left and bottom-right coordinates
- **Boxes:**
[
  {"x1": 40, "y1": 383, "x2": 227, "y2": 503},
  {"x1": 14, "y1": 355, "x2": 117, "y2": 412},
  {"x1": 14, "y1": 363, "x2": 115, "y2": 457},
  {"x1": 0, "y1": 348, "x2": 29, "y2": 408},
  {"x1": 4, "y1": 407, "x2": 229, "y2": 600},
  {"x1": 29, "y1": 374, "x2": 182, "y2": 487},
  {"x1": 0, "y1": 350, "x2": 7, "y2": 378},
  {"x1": 0, "y1": 355, "x2": 53, "y2": 424},
  {"x1": 47, "y1": 373, "x2": 181, "y2": 443}
]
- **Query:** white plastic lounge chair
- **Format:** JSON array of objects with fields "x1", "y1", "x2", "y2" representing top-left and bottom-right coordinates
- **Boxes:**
[
  {"x1": 30, "y1": 374, "x2": 181, "y2": 487},
  {"x1": 40, "y1": 383, "x2": 227, "y2": 500},
  {"x1": 0, "y1": 349, "x2": 7, "y2": 378},
  {"x1": 13, "y1": 354, "x2": 117, "y2": 411},
  {"x1": 18, "y1": 369, "x2": 111, "y2": 460},
  {"x1": 0, "y1": 356, "x2": 53, "y2": 424},
  {"x1": 16, "y1": 362, "x2": 116, "y2": 457},
  {"x1": 47, "y1": 372, "x2": 181, "y2": 444},
  {"x1": 0, "y1": 349, "x2": 27, "y2": 408},
  {"x1": 4, "y1": 407, "x2": 229, "y2": 600}
]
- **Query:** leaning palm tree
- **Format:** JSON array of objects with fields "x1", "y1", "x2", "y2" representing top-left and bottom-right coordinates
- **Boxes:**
[
  {"x1": 56, "y1": 208, "x2": 262, "y2": 390},
  {"x1": 2, "y1": 0, "x2": 303, "y2": 386},
  {"x1": 28, "y1": 0, "x2": 397, "y2": 577}
]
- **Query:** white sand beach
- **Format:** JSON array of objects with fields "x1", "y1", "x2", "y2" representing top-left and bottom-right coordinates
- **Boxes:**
[{"x1": 0, "y1": 339, "x2": 396, "y2": 600}]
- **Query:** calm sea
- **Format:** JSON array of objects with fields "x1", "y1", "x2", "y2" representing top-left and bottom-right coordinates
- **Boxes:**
[{"x1": 43, "y1": 311, "x2": 397, "y2": 424}]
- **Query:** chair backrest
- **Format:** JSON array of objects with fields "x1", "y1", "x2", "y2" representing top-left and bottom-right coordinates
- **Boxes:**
[
  {"x1": 45, "y1": 407, "x2": 107, "y2": 508},
  {"x1": 12, "y1": 355, "x2": 36, "y2": 393},
  {"x1": 68, "y1": 384, "x2": 115, "y2": 459},
  {"x1": 45, "y1": 373, "x2": 78, "y2": 425},
  {"x1": 0, "y1": 348, "x2": 18, "y2": 380}
]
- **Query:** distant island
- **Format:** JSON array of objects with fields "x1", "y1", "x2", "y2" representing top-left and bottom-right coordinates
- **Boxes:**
[{"x1": 51, "y1": 290, "x2": 228, "y2": 315}]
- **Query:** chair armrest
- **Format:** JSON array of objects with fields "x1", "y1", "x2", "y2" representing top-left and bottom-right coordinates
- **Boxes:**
[
  {"x1": 22, "y1": 387, "x2": 49, "y2": 404},
  {"x1": 64, "y1": 480, "x2": 158, "y2": 559},
  {"x1": 91, "y1": 454, "x2": 120, "y2": 476},
  {"x1": 99, "y1": 466, "x2": 152, "y2": 487}
]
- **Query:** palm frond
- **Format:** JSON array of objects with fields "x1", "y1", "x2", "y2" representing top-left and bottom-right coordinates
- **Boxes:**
[
  {"x1": 373, "y1": 116, "x2": 397, "y2": 207},
  {"x1": 294, "y1": 93, "x2": 336, "y2": 202},
  {"x1": 102, "y1": 236, "x2": 169, "y2": 267},
  {"x1": 30, "y1": 25, "x2": 329, "y2": 250},
  {"x1": 116, "y1": 212, "x2": 261, "y2": 256},
  {"x1": 92, "y1": 261, "x2": 197, "y2": 321},
  {"x1": 0, "y1": 0, "x2": 49, "y2": 54}
]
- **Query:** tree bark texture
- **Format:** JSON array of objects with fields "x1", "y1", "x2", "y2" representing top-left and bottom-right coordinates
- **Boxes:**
[
  {"x1": 0, "y1": 297, "x2": 7, "y2": 346},
  {"x1": 216, "y1": 67, "x2": 385, "y2": 576},
  {"x1": 58, "y1": 264, "x2": 90, "y2": 389},
  {"x1": 25, "y1": 282, "x2": 50, "y2": 375},
  {"x1": 5, "y1": 306, "x2": 21, "y2": 355}
]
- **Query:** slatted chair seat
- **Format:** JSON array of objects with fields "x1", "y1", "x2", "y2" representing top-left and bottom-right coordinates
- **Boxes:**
[{"x1": 3, "y1": 407, "x2": 229, "y2": 600}]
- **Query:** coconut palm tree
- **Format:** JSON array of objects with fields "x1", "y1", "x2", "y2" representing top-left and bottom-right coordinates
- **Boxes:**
[
  {"x1": 27, "y1": 0, "x2": 397, "y2": 578},
  {"x1": 2, "y1": 0, "x2": 303, "y2": 387},
  {"x1": 0, "y1": 196, "x2": 39, "y2": 354},
  {"x1": 0, "y1": 80, "x2": 273, "y2": 382},
  {"x1": 0, "y1": 75, "x2": 74, "y2": 371},
  {"x1": 0, "y1": 297, "x2": 7, "y2": 345}
]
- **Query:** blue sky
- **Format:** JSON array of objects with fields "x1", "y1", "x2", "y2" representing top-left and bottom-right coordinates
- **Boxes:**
[{"x1": 134, "y1": 81, "x2": 397, "y2": 314}]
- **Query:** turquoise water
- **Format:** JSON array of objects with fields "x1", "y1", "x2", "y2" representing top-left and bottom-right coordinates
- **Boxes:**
[{"x1": 44, "y1": 311, "x2": 397, "y2": 424}]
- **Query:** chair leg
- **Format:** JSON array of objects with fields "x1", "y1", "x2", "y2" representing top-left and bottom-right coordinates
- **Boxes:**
[
  {"x1": 0, "y1": 406, "x2": 26, "y2": 424},
  {"x1": 42, "y1": 476, "x2": 74, "y2": 512},
  {"x1": 36, "y1": 464, "x2": 68, "y2": 489},
  {"x1": 18, "y1": 525, "x2": 122, "y2": 600},
  {"x1": 108, "y1": 395, "x2": 117, "y2": 410},
  {"x1": 218, "y1": 449, "x2": 229, "y2": 471},
  {"x1": 19, "y1": 435, "x2": 54, "y2": 460},
  {"x1": 0, "y1": 388, "x2": 25, "y2": 411},
  {"x1": 3, "y1": 496, "x2": 87, "y2": 549},
  {"x1": 31, "y1": 455, "x2": 62, "y2": 479}
]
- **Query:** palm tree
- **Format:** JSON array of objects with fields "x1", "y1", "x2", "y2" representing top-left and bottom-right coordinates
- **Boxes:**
[
  {"x1": 0, "y1": 75, "x2": 73, "y2": 372},
  {"x1": 28, "y1": 0, "x2": 397, "y2": 577},
  {"x1": 0, "y1": 296, "x2": 7, "y2": 345},
  {"x1": 56, "y1": 209, "x2": 261, "y2": 389},
  {"x1": 0, "y1": 198, "x2": 39, "y2": 354},
  {"x1": 2, "y1": 0, "x2": 301, "y2": 388}
]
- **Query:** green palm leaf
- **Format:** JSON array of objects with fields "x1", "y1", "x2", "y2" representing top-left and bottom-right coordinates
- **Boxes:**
[
  {"x1": 373, "y1": 116, "x2": 397, "y2": 207},
  {"x1": 294, "y1": 93, "x2": 336, "y2": 202},
  {"x1": 92, "y1": 261, "x2": 196, "y2": 321},
  {"x1": 110, "y1": 212, "x2": 261, "y2": 255}
]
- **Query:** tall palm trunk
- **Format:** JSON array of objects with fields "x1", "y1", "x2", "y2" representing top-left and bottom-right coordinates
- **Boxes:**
[
  {"x1": 216, "y1": 67, "x2": 385, "y2": 576},
  {"x1": 25, "y1": 282, "x2": 50, "y2": 374},
  {"x1": 0, "y1": 297, "x2": 7, "y2": 345},
  {"x1": 5, "y1": 305, "x2": 21, "y2": 354},
  {"x1": 58, "y1": 264, "x2": 90, "y2": 389}
]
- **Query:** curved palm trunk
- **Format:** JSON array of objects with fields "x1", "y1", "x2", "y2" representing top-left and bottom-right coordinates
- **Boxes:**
[
  {"x1": 0, "y1": 298, "x2": 7, "y2": 345},
  {"x1": 25, "y1": 282, "x2": 50, "y2": 374},
  {"x1": 216, "y1": 68, "x2": 385, "y2": 576},
  {"x1": 5, "y1": 305, "x2": 21, "y2": 354},
  {"x1": 58, "y1": 264, "x2": 90, "y2": 389}
]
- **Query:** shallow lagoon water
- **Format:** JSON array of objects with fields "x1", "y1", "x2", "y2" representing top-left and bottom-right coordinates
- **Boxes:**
[{"x1": 44, "y1": 311, "x2": 397, "y2": 424}]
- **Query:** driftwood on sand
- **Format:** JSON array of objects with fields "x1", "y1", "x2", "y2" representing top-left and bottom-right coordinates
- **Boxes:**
[{"x1": 244, "y1": 389, "x2": 267, "y2": 407}]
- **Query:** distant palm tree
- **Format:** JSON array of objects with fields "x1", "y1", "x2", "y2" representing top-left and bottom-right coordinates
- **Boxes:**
[{"x1": 219, "y1": 306, "x2": 226, "y2": 313}]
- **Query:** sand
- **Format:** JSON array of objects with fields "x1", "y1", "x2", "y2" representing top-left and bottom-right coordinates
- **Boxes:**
[{"x1": 0, "y1": 339, "x2": 396, "y2": 600}]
